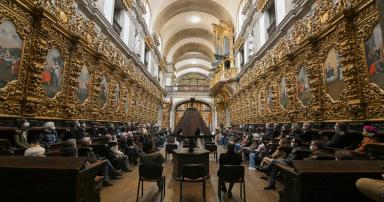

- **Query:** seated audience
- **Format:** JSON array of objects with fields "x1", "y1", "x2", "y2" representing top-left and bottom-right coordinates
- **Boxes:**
[
  {"x1": 241, "y1": 131, "x2": 260, "y2": 161},
  {"x1": 306, "y1": 140, "x2": 334, "y2": 160},
  {"x1": 248, "y1": 137, "x2": 267, "y2": 170},
  {"x1": 289, "y1": 123, "x2": 302, "y2": 140},
  {"x1": 261, "y1": 138, "x2": 310, "y2": 190},
  {"x1": 326, "y1": 122, "x2": 350, "y2": 148},
  {"x1": 38, "y1": 121, "x2": 59, "y2": 145},
  {"x1": 217, "y1": 141, "x2": 242, "y2": 197},
  {"x1": 67, "y1": 120, "x2": 87, "y2": 140},
  {"x1": 299, "y1": 122, "x2": 315, "y2": 144},
  {"x1": 60, "y1": 138, "x2": 77, "y2": 157},
  {"x1": 107, "y1": 141, "x2": 132, "y2": 172},
  {"x1": 354, "y1": 125, "x2": 381, "y2": 154},
  {"x1": 259, "y1": 139, "x2": 289, "y2": 169}
]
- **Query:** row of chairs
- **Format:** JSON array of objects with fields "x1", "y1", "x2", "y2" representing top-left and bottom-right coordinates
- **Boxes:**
[{"x1": 137, "y1": 164, "x2": 246, "y2": 202}]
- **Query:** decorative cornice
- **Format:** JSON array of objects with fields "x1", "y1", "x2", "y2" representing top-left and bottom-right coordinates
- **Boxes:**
[
  {"x1": 256, "y1": 0, "x2": 269, "y2": 12},
  {"x1": 145, "y1": 36, "x2": 155, "y2": 49},
  {"x1": 122, "y1": 0, "x2": 133, "y2": 10}
]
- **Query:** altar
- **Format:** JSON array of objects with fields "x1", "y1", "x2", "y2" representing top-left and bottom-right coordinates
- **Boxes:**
[{"x1": 172, "y1": 148, "x2": 210, "y2": 180}]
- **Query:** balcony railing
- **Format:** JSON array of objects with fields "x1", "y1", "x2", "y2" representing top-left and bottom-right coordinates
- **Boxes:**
[
  {"x1": 210, "y1": 68, "x2": 238, "y2": 87},
  {"x1": 165, "y1": 85, "x2": 210, "y2": 92}
]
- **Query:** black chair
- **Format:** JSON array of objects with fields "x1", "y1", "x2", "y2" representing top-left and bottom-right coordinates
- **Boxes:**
[
  {"x1": 205, "y1": 143, "x2": 218, "y2": 163},
  {"x1": 136, "y1": 164, "x2": 165, "y2": 202},
  {"x1": 218, "y1": 165, "x2": 246, "y2": 202},
  {"x1": 165, "y1": 144, "x2": 178, "y2": 161},
  {"x1": 180, "y1": 164, "x2": 207, "y2": 202}
]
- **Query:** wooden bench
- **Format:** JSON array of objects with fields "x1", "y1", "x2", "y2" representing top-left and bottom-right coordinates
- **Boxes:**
[
  {"x1": 275, "y1": 160, "x2": 384, "y2": 202},
  {"x1": 0, "y1": 156, "x2": 103, "y2": 202}
]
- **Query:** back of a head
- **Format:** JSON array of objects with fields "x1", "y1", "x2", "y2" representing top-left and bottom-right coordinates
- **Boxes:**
[
  {"x1": 143, "y1": 141, "x2": 154, "y2": 153},
  {"x1": 227, "y1": 142, "x2": 235, "y2": 153}
]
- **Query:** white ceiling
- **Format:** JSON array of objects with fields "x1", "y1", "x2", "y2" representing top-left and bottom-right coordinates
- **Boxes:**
[{"x1": 146, "y1": 0, "x2": 243, "y2": 78}]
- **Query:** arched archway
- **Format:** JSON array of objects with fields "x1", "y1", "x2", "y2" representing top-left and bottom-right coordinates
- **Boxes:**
[{"x1": 171, "y1": 98, "x2": 215, "y2": 131}]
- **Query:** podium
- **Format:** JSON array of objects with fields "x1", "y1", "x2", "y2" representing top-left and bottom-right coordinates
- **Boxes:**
[{"x1": 172, "y1": 148, "x2": 210, "y2": 180}]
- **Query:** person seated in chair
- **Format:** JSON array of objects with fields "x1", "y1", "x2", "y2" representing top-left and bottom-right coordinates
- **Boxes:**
[
  {"x1": 354, "y1": 125, "x2": 381, "y2": 154},
  {"x1": 38, "y1": 121, "x2": 59, "y2": 145},
  {"x1": 14, "y1": 119, "x2": 30, "y2": 148},
  {"x1": 259, "y1": 139, "x2": 289, "y2": 169},
  {"x1": 217, "y1": 141, "x2": 242, "y2": 197},
  {"x1": 107, "y1": 141, "x2": 132, "y2": 172},
  {"x1": 66, "y1": 120, "x2": 87, "y2": 140},
  {"x1": 248, "y1": 137, "x2": 267, "y2": 170},
  {"x1": 326, "y1": 122, "x2": 350, "y2": 148},
  {"x1": 262, "y1": 138, "x2": 310, "y2": 190},
  {"x1": 139, "y1": 141, "x2": 165, "y2": 190}
]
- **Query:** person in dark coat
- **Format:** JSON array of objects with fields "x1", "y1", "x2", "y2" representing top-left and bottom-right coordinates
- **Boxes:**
[
  {"x1": 217, "y1": 141, "x2": 242, "y2": 197},
  {"x1": 326, "y1": 122, "x2": 350, "y2": 148}
]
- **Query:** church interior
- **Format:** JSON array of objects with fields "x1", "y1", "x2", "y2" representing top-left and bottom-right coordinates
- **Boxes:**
[{"x1": 0, "y1": 0, "x2": 384, "y2": 201}]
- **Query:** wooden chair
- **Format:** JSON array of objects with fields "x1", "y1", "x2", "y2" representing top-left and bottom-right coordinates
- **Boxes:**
[
  {"x1": 179, "y1": 164, "x2": 207, "y2": 202},
  {"x1": 136, "y1": 164, "x2": 165, "y2": 202},
  {"x1": 218, "y1": 165, "x2": 246, "y2": 202}
]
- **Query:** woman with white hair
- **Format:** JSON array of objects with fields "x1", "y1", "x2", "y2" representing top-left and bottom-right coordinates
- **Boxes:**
[{"x1": 38, "y1": 121, "x2": 59, "y2": 145}]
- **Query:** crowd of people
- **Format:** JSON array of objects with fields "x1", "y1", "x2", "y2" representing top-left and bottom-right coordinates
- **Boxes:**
[
  {"x1": 7, "y1": 119, "x2": 170, "y2": 188},
  {"x1": 214, "y1": 122, "x2": 384, "y2": 193}
]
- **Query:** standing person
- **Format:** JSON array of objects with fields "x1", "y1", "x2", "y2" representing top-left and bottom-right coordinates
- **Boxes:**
[{"x1": 217, "y1": 141, "x2": 242, "y2": 198}]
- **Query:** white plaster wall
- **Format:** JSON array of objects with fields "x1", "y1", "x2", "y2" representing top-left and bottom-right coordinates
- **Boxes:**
[
  {"x1": 275, "y1": 0, "x2": 287, "y2": 25},
  {"x1": 166, "y1": 38, "x2": 215, "y2": 62},
  {"x1": 96, "y1": 0, "x2": 115, "y2": 24},
  {"x1": 175, "y1": 59, "x2": 213, "y2": 70}
]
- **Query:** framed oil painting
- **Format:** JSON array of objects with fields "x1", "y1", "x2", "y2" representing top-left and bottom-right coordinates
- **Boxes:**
[
  {"x1": 99, "y1": 76, "x2": 108, "y2": 107},
  {"x1": 124, "y1": 93, "x2": 129, "y2": 113},
  {"x1": 41, "y1": 48, "x2": 64, "y2": 98},
  {"x1": 280, "y1": 76, "x2": 289, "y2": 109},
  {"x1": 0, "y1": 21, "x2": 23, "y2": 88},
  {"x1": 297, "y1": 66, "x2": 312, "y2": 106},
  {"x1": 365, "y1": 23, "x2": 384, "y2": 89},
  {"x1": 78, "y1": 65, "x2": 90, "y2": 104},
  {"x1": 324, "y1": 48, "x2": 345, "y2": 100},
  {"x1": 114, "y1": 84, "x2": 120, "y2": 108},
  {"x1": 267, "y1": 86, "x2": 273, "y2": 110}
]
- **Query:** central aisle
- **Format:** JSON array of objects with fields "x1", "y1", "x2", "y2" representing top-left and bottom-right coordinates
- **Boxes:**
[{"x1": 101, "y1": 146, "x2": 280, "y2": 202}]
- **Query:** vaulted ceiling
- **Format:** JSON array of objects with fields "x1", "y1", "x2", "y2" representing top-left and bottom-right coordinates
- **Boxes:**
[{"x1": 147, "y1": 0, "x2": 242, "y2": 79}]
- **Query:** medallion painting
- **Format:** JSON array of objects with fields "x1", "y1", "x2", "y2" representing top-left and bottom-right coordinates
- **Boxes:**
[
  {"x1": 99, "y1": 76, "x2": 108, "y2": 107},
  {"x1": 114, "y1": 84, "x2": 120, "y2": 109},
  {"x1": 124, "y1": 93, "x2": 129, "y2": 113},
  {"x1": 267, "y1": 86, "x2": 273, "y2": 110},
  {"x1": 324, "y1": 48, "x2": 345, "y2": 100},
  {"x1": 365, "y1": 23, "x2": 384, "y2": 89},
  {"x1": 280, "y1": 76, "x2": 289, "y2": 109},
  {"x1": 297, "y1": 66, "x2": 312, "y2": 106},
  {"x1": 0, "y1": 21, "x2": 22, "y2": 88},
  {"x1": 41, "y1": 48, "x2": 64, "y2": 98},
  {"x1": 78, "y1": 65, "x2": 90, "y2": 104}
]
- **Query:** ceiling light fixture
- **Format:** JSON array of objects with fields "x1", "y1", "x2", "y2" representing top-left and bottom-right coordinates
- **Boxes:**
[{"x1": 190, "y1": 16, "x2": 201, "y2": 23}]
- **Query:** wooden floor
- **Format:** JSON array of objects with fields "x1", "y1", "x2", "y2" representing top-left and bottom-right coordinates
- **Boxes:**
[{"x1": 101, "y1": 146, "x2": 281, "y2": 202}]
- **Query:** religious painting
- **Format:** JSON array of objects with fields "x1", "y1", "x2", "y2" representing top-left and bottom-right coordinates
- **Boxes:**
[
  {"x1": 258, "y1": 90, "x2": 264, "y2": 113},
  {"x1": 365, "y1": 23, "x2": 384, "y2": 89},
  {"x1": 297, "y1": 66, "x2": 312, "y2": 106},
  {"x1": 124, "y1": 93, "x2": 129, "y2": 113},
  {"x1": 78, "y1": 65, "x2": 90, "y2": 104},
  {"x1": 114, "y1": 84, "x2": 120, "y2": 108},
  {"x1": 41, "y1": 48, "x2": 64, "y2": 98},
  {"x1": 99, "y1": 76, "x2": 108, "y2": 107},
  {"x1": 324, "y1": 48, "x2": 345, "y2": 100},
  {"x1": 267, "y1": 86, "x2": 273, "y2": 110},
  {"x1": 0, "y1": 21, "x2": 23, "y2": 88},
  {"x1": 280, "y1": 76, "x2": 289, "y2": 108}
]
